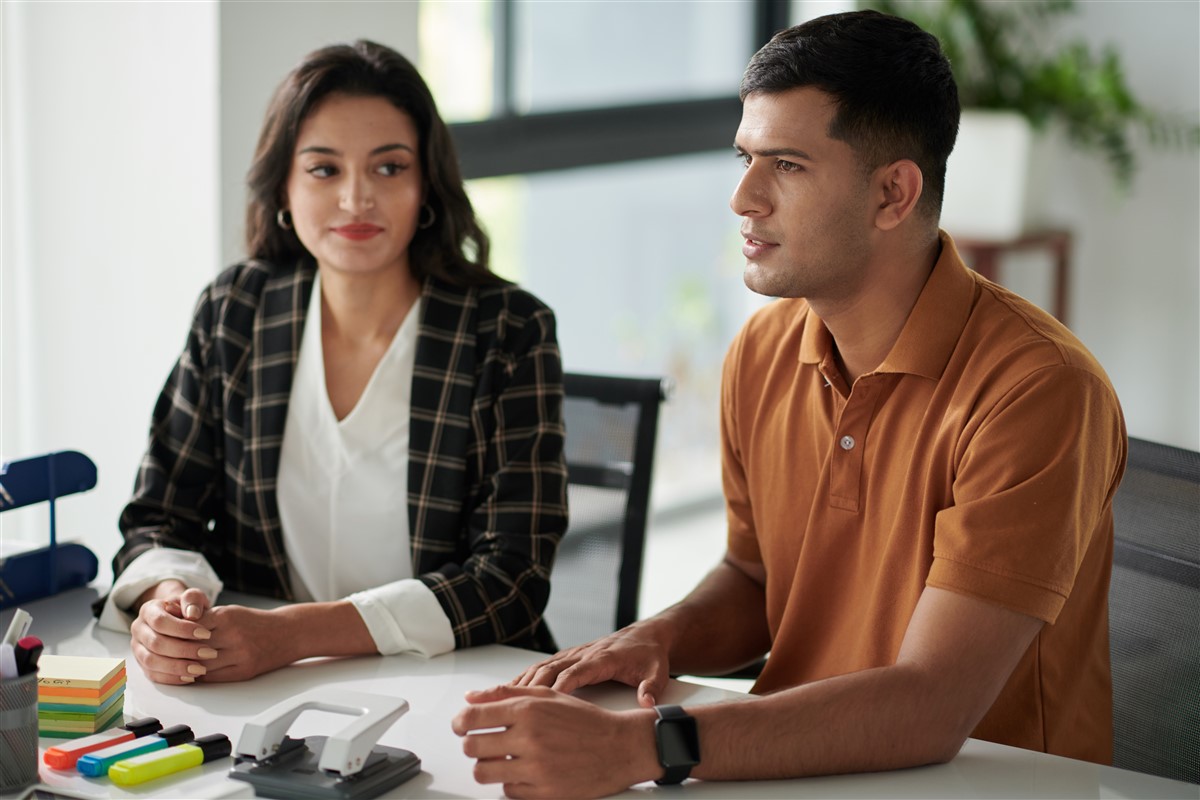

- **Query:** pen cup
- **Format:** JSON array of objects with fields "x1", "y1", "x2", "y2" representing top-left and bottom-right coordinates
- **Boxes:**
[{"x1": 0, "y1": 670, "x2": 39, "y2": 794}]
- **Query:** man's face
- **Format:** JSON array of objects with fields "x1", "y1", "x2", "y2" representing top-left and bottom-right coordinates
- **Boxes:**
[{"x1": 731, "y1": 87, "x2": 876, "y2": 301}]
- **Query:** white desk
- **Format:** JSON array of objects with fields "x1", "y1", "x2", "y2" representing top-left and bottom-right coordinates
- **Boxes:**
[{"x1": 9, "y1": 589, "x2": 1197, "y2": 799}]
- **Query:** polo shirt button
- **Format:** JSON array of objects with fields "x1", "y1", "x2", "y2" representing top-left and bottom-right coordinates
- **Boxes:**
[{"x1": 839, "y1": 435, "x2": 856, "y2": 451}]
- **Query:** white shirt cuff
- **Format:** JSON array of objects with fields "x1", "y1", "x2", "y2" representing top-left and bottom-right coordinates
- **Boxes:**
[
  {"x1": 97, "y1": 548, "x2": 224, "y2": 633},
  {"x1": 348, "y1": 579, "x2": 455, "y2": 657}
]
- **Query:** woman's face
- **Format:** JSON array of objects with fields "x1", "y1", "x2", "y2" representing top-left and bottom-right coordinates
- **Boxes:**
[{"x1": 284, "y1": 92, "x2": 424, "y2": 279}]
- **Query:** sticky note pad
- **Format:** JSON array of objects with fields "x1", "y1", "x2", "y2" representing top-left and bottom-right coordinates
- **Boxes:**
[
  {"x1": 39, "y1": 699, "x2": 124, "y2": 736},
  {"x1": 37, "y1": 655, "x2": 125, "y2": 691}
]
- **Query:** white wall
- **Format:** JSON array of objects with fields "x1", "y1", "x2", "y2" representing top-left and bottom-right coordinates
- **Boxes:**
[
  {"x1": 1, "y1": 2, "x2": 220, "y2": 562},
  {"x1": 1058, "y1": 1, "x2": 1199, "y2": 450}
]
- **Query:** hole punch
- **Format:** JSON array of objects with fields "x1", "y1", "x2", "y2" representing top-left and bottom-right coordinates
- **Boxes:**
[{"x1": 229, "y1": 689, "x2": 420, "y2": 800}]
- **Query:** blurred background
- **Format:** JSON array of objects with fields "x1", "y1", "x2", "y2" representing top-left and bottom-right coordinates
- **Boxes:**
[{"x1": 2, "y1": 0, "x2": 1197, "y2": 604}]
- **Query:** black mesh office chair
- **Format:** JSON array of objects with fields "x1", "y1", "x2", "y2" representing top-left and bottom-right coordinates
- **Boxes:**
[
  {"x1": 1109, "y1": 436, "x2": 1200, "y2": 784},
  {"x1": 542, "y1": 372, "x2": 669, "y2": 649}
]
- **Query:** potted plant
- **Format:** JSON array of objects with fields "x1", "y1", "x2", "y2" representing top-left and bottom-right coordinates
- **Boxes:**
[{"x1": 865, "y1": 0, "x2": 1199, "y2": 238}]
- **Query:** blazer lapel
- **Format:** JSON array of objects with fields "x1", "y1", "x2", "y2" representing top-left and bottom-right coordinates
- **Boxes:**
[
  {"x1": 244, "y1": 261, "x2": 315, "y2": 598},
  {"x1": 409, "y1": 277, "x2": 478, "y2": 565}
]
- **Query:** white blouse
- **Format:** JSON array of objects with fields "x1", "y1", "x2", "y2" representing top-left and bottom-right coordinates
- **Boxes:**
[{"x1": 101, "y1": 274, "x2": 455, "y2": 658}]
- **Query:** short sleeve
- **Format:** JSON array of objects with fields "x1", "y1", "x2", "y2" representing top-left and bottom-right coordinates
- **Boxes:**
[
  {"x1": 722, "y1": 326, "x2": 762, "y2": 565},
  {"x1": 928, "y1": 364, "x2": 1126, "y2": 622}
]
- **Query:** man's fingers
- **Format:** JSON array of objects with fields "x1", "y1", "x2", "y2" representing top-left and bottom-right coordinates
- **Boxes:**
[
  {"x1": 637, "y1": 661, "x2": 669, "y2": 707},
  {"x1": 502, "y1": 783, "x2": 537, "y2": 800},
  {"x1": 454, "y1": 686, "x2": 552, "y2": 734},
  {"x1": 473, "y1": 756, "x2": 528, "y2": 787},
  {"x1": 524, "y1": 657, "x2": 576, "y2": 688},
  {"x1": 513, "y1": 660, "x2": 561, "y2": 687},
  {"x1": 549, "y1": 660, "x2": 610, "y2": 694},
  {"x1": 461, "y1": 730, "x2": 513, "y2": 760},
  {"x1": 463, "y1": 683, "x2": 522, "y2": 704},
  {"x1": 452, "y1": 698, "x2": 505, "y2": 735}
]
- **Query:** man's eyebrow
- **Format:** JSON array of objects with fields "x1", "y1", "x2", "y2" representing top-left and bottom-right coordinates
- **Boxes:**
[
  {"x1": 732, "y1": 143, "x2": 815, "y2": 161},
  {"x1": 297, "y1": 143, "x2": 415, "y2": 156}
]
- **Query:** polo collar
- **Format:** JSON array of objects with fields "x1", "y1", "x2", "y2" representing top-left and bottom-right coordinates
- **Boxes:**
[{"x1": 797, "y1": 231, "x2": 976, "y2": 382}]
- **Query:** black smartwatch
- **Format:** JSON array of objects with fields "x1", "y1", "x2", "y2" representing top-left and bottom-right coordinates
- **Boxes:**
[{"x1": 653, "y1": 704, "x2": 700, "y2": 785}]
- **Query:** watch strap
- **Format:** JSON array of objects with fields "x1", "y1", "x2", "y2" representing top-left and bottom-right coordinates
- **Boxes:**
[{"x1": 654, "y1": 704, "x2": 699, "y2": 785}]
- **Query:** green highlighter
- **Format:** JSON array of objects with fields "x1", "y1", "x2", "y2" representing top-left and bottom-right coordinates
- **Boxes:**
[{"x1": 108, "y1": 733, "x2": 231, "y2": 786}]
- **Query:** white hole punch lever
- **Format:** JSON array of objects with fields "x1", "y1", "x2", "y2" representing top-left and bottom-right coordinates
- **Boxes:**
[{"x1": 235, "y1": 689, "x2": 409, "y2": 777}]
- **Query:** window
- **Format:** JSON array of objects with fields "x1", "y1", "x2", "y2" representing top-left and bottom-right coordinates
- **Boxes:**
[
  {"x1": 510, "y1": 1, "x2": 751, "y2": 113},
  {"x1": 419, "y1": 0, "x2": 790, "y2": 510}
]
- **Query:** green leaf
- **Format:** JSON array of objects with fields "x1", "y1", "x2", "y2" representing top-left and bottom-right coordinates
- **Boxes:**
[{"x1": 855, "y1": 0, "x2": 1196, "y2": 187}]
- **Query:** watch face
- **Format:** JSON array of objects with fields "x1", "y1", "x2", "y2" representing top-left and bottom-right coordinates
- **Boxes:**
[{"x1": 657, "y1": 717, "x2": 700, "y2": 767}]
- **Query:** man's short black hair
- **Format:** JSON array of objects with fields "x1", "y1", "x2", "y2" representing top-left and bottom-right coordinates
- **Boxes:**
[{"x1": 741, "y1": 10, "x2": 960, "y2": 218}]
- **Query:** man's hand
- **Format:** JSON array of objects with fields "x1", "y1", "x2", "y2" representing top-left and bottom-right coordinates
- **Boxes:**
[
  {"x1": 129, "y1": 580, "x2": 217, "y2": 685},
  {"x1": 452, "y1": 685, "x2": 659, "y2": 799},
  {"x1": 511, "y1": 619, "x2": 673, "y2": 707}
]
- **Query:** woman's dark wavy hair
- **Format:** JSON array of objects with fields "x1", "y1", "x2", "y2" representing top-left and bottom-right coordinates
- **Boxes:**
[
  {"x1": 245, "y1": 40, "x2": 498, "y2": 287},
  {"x1": 741, "y1": 10, "x2": 959, "y2": 218}
]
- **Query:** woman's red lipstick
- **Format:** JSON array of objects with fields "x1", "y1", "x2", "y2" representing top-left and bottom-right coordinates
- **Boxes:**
[{"x1": 333, "y1": 223, "x2": 383, "y2": 241}]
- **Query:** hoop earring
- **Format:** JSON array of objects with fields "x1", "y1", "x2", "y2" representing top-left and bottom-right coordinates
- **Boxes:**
[
  {"x1": 276, "y1": 209, "x2": 293, "y2": 230},
  {"x1": 418, "y1": 204, "x2": 436, "y2": 230}
]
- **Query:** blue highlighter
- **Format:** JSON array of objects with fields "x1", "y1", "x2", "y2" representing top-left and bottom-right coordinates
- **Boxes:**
[{"x1": 76, "y1": 724, "x2": 194, "y2": 777}]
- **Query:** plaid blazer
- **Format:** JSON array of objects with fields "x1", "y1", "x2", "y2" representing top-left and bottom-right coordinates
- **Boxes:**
[{"x1": 109, "y1": 259, "x2": 568, "y2": 652}]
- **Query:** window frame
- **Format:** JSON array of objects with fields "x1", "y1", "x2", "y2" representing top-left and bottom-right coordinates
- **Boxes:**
[{"x1": 450, "y1": 0, "x2": 791, "y2": 179}]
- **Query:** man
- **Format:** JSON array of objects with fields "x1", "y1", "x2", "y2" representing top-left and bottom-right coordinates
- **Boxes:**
[{"x1": 452, "y1": 10, "x2": 1126, "y2": 799}]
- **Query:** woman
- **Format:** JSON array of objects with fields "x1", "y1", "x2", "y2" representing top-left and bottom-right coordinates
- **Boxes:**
[{"x1": 97, "y1": 40, "x2": 568, "y2": 685}]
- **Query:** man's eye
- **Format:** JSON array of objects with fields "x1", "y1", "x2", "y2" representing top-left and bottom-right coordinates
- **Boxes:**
[
  {"x1": 736, "y1": 152, "x2": 751, "y2": 168},
  {"x1": 307, "y1": 165, "x2": 336, "y2": 178},
  {"x1": 776, "y1": 160, "x2": 801, "y2": 173}
]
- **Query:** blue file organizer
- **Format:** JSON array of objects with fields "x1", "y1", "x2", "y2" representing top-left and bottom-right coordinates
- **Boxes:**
[{"x1": 0, "y1": 451, "x2": 99, "y2": 608}]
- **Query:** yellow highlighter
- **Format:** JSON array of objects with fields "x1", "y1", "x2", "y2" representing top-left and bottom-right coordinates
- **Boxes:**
[{"x1": 108, "y1": 733, "x2": 231, "y2": 786}]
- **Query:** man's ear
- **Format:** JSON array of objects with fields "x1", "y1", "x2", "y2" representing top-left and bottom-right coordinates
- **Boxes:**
[{"x1": 874, "y1": 159, "x2": 923, "y2": 231}]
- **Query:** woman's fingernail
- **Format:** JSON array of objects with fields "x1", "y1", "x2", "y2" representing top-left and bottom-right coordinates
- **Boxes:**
[
  {"x1": 180, "y1": 676, "x2": 196, "y2": 683},
  {"x1": 187, "y1": 664, "x2": 207, "y2": 676},
  {"x1": 197, "y1": 647, "x2": 219, "y2": 659},
  {"x1": 185, "y1": 604, "x2": 201, "y2": 620},
  {"x1": 192, "y1": 627, "x2": 211, "y2": 640}
]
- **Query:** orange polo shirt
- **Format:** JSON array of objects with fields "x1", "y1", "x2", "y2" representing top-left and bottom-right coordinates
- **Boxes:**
[{"x1": 722, "y1": 233, "x2": 1125, "y2": 764}]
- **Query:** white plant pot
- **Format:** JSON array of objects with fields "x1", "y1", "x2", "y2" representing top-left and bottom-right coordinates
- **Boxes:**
[{"x1": 939, "y1": 109, "x2": 1034, "y2": 240}]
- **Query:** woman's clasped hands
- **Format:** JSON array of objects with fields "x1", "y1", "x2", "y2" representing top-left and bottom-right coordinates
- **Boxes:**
[{"x1": 129, "y1": 580, "x2": 303, "y2": 684}]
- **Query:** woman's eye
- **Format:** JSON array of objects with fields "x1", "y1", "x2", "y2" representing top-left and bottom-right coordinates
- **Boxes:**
[
  {"x1": 306, "y1": 164, "x2": 336, "y2": 178},
  {"x1": 376, "y1": 162, "x2": 409, "y2": 176}
]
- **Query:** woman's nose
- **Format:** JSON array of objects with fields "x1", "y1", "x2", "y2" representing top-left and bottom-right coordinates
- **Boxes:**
[{"x1": 339, "y1": 174, "x2": 375, "y2": 213}]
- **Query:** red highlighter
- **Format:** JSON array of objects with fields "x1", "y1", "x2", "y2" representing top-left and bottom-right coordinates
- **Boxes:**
[{"x1": 42, "y1": 717, "x2": 162, "y2": 770}]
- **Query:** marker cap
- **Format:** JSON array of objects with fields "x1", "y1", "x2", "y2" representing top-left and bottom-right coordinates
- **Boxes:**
[
  {"x1": 156, "y1": 724, "x2": 196, "y2": 746},
  {"x1": 14, "y1": 636, "x2": 42, "y2": 675},
  {"x1": 193, "y1": 733, "x2": 233, "y2": 761},
  {"x1": 124, "y1": 717, "x2": 164, "y2": 737}
]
